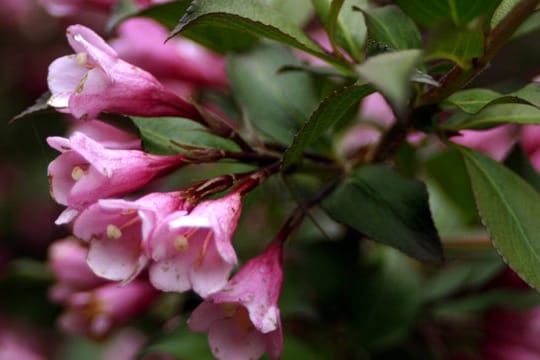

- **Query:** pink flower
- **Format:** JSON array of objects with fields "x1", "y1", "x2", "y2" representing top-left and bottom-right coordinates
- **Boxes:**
[
  {"x1": 69, "y1": 119, "x2": 141, "y2": 150},
  {"x1": 360, "y1": 92, "x2": 396, "y2": 128},
  {"x1": 148, "y1": 192, "x2": 242, "y2": 297},
  {"x1": 451, "y1": 125, "x2": 519, "y2": 161},
  {"x1": 39, "y1": 0, "x2": 115, "y2": 16},
  {"x1": 47, "y1": 131, "x2": 184, "y2": 209},
  {"x1": 47, "y1": 24, "x2": 201, "y2": 120},
  {"x1": 73, "y1": 191, "x2": 187, "y2": 282},
  {"x1": 59, "y1": 280, "x2": 158, "y2": 339},
  {"x1": 521, "y1": 125, "x2": 540, "y2": 171},
  {"x1": 48, "y1": 237, "x2": 106, "y2": 303},
  {"x1": 188, "y1": 243, "x2": 284, "y2": 360},
  {"x1": 111, "y1": 18, "x2": 227, "y2": 89}
]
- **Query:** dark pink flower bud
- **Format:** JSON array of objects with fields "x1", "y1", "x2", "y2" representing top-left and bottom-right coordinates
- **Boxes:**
[
  {"x1": 59, "y1": 280, "x2": 158, "y2": 339},
  {"x1": 188, "y1": 243, "x2": 284, "y2": 360},
  {"x1": 111, "y1": 18, "x2": 227, "y2": 89},
  {"x1": 47, "y1": 25, "x2": 201, "y2": 120},
  {"x1": 148, "y1": 192, "x2": 242, "y2": 297},
  {"x1": 73, "y1": 192, "x2": 187, "y2": 282},
  {"x1": 47, "y1": 131, "x2": 184, "y2": 209},
  {"x1": 48, "y1": 237, "x2": 106, "y2": 303}
]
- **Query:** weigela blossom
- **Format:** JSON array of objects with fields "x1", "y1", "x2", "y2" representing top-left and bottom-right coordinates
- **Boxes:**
[
  {"x1": 48, "y1": 237, "x2": 106, "y2": 303},
  {"x1": 188, "y1": 243, "x2": 284, "y2": 360},
  {"x1": 47, "y1": 24, "x2": 201, "y2": 120},
  {"x1": 73, "y1": 192, "x2": 188, "y2": 282},
  {"x1": 47, "y1": 131, "x2": 185, "y2": 210},
  {"x1": 451, "y1": 125, "x2": 519, "y2": 161},
  {"x1": 69, "y1": 119, "x2": 141, "y2": 150},
  {"x1": 111, "y1": 18, "x2": 227, "y2": 90},
  {"x1": 58, "y1": 280, "x2": 157, "y2": 339},
  {"x1": 148, "y1": 191, "x2": 242, "y2": 297}
]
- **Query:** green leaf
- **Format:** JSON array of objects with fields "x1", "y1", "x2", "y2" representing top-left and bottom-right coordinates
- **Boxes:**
[
  {"x1": 445, "y1": 103, "x2": 540, "y2": 130},
  {"x1": 490, "y1": 0, "x2": 519, "y2": 29},
  {"x1": 131, "y1": 117, "x2": 239, "y2": 155},
  {"x1": 443, "y1": 83, "x2": 540, "y2": 114},
  {"x1": 136, "y1": 321, "x2": 214, "y2": 360},
  {"x1": 262, "y1": 0, "x2": 314, "y2": 27},
  {"x1": 282, "y1": 83, "x2": 373, "y2": 169},
  {"x1": 512, "y1": 10, "x2": 540, "y2": 39},
  {"x1": 227, "y1": 44, "x2": 319, "y2": 144},
  {"x1": 424, "y1": 20, "x2": 485, "y2": 69},
  {"x1": 172, "y1": 0, "x2": 334, "y2": 62},
  {"x1": 395, "y1": 0, "x2": 502, "y2": 27},
  {"x1": 322, "y1": 164, "x2": 442, "y2": 261},
  {"x1": 107, "y1": 0, "x2": 191, "y2": 31},
  {"x1": 362, "y1": 5, "x2": 422, "y2": 51},
  {"x1": 458, "y1": 146, "x2": 540, "y2": 290},
  {"x1": 505, "y1": 145, "x2": 540, "y2": 193},
  {"x1": 312, "y1": 0, "x2": 367, "y2": 60},
  {"x1": 355, "y1": 49, "x2": 422, "y2": 114}
]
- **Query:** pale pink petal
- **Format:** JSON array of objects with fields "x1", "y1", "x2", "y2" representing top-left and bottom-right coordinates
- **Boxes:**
[
  {"x1": 66, "y1": 24, "x2": 118, "y2": 70},
  {"x1": 47, "y1": 151, "x2": 86, "y2": 206},
  {"x1": 148, "y1": 257, "x2": 192, "y2": 293},
  {"x1": 360, "y1": 92, "x2": 395, "y2": 127},
  {"x1": 188, "y1": 301, "x2": 224, "y2": 332},
  {"x1": 87, "y1": 237, "x2": 147, "y2": 281},
  {"x1": 47, "y1": 55, "x2": 88, "y2": 108},
  {"x1": 55, "y1": 207, "x2": 79, "y2": 225},
  {"x1": 71, "y1": 120, "x2": 141, "y2": 150}
]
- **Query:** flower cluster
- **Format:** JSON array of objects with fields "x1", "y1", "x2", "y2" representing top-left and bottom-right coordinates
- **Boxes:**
[{"x1": 45, "y1": 23, "x2": 285, "y2": 360}]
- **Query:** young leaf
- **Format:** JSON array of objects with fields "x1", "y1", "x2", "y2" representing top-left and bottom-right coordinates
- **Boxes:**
[
  {"x1": 458, "y1": 146, "x2": 540, "y2": 290},
  {"x1": 227, "y1": 44, "x2": 319, "y2": 144},
  {"x1": 172, "y1": 0, "x2": 335, "y2": 62},
  {"x1": 394, "y1": 0, "x2": 502, "y2": 27},
  {"x1": 355, "y1": 49, "x2": 422, "y2": 114},
  {"x1": 445, "y1": 103, "x2": 540, "y2": 130},
  {"x1": 312, "y1": 0, "x2": 367, "y2": 60},
  {"x1": 362, "y1": 5, "x2": 422, "y2": 51},
  {"x1": 282, "y1": 83, "x2": 374, "y2": 169},
  {"x1": 322, "y1": 164, "x2": 443, "y2": 261},
  {"x1": 424, "y1": 20, "x2": 485, "y2": 69},
  {"x1": 131, "y1": 117, "x2": 239, "y2": 155}
]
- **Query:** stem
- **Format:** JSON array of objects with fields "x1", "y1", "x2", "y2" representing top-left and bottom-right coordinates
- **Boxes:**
[{"x1": 369, "y1": 0, "x2": 539, "y2": 162}]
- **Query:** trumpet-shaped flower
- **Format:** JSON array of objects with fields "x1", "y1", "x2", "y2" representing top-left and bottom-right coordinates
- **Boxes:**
[
  {"x1": 188, "y1": 243, "x2": 284, "y2": 360},
  {"x1": 148, "y1": 192, "x2": 242, "y2": 297},
  {"x1": 47, "y1": 24, "x2": 201, "y2": 120},
  {"x1": 47, "y1": 131, "x2": 184, "y2": 210},
  {"x1": 73, "y1": 192, "x2": 187, "y2": 282},
  {"x1": 59, "y1": 280, "x2": 157, "y2": 339}
]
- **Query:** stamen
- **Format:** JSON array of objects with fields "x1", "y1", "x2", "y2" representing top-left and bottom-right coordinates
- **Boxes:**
[
  {"x1": 174, "y1": 235, "x2": 189, "y2": 251},
  {"x1": 195, "y1": 230, "x2": 213, "y2": 269},
  {"x1": 106, "y1": 224, "x2": 122, "y2": 239},
  {"x1": 71, "y1": 166, "x2": 87, "y2": 181},
  {"x1": 76, "y1": 52, "x2": 87, "y2": 66},
  {"x1": 119, "y1": 216, "x2": 141, "y2": 230},
  {"x1": 221, "y1": 303, "x2": 238, "y2": 318}
]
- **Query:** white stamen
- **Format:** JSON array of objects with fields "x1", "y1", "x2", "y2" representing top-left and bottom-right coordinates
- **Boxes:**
[
  {"x1": 71, "y1": 166, "x2": 86, "y2": 181},
  {"x1": 106, "y1": 224, "x2": 122, "y2": 239}
]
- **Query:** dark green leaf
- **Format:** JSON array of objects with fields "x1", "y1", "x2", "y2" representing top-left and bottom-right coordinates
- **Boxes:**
[
  {"x1": 424, "y1": 20, "x2": 485, "y2": 69},
  {"x1": 227, "y1": 44, "x2": 319, "y2": 144},
  {"x1": 264, "y1": 0, "x2": 314, "y2": 27},
  {"x1": 505, "y1": 145, "x2": 540, "y2": 193},
  {"x1": 353, "y1": 248, "x2": 423, "y2": 351},
  {"x1": 282, "y1": 83, "x2": 373, "y2": 169},
  {"x1": 107, "y1": 0, "x2": 190, "y2": 31},
  {"x1": 131, "y1": 117, "x2": 239, "y2": 155},
  {"x1": 322, "y1": 164, "x2": 442, "y2": 261},
  {"x1": 137, "y1": 321, "x2": 214, "y2": 360},
  {"x1": 459, "y1": 146, "x2": 540, "y2": 290},
  {"x1": 356, "y1": 49, "x2": 422, "y2": 114},
  {"x1": 490, "y1": 0, "x2": 519, "y2": 29},
  {"x1": 312, "y1": 0, "x2": 367, "y2": 60},
  {"x1": 445, "y1": 103, "x2": 540, "y2": 130},
  {"x1": 172, "y1": 0, "x2": 335, "y2": 62},
  {"x1": 362, "y1": 5, "x2": 422, "y2": 51},
  {"x1": 512, "y1": 82, "x2": 540, "y2": 107},
  {"x1": 395, "y1": 0, "x2": 502, "y2": 27},
  {"x1": 512, "y1": 10, "x2": 540, "y2": 39}
]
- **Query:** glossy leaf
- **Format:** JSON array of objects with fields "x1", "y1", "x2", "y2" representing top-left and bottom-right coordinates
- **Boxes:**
[
  {"x1": 227, "y1": 44, "x2": 318, "y2": 144},
  {"x1": 282, "y1": 83, "x2": 373, "y2": 169},
  {"x1": 424, "y1": 20, "x2": 485, "y2": 69},
  {"x1": 459, "y1": 146, "x2": 540, "y2": 290},
  {"x1": 356, "y1": 49, "x2": 422, "y2": 114},
  {"x1": 172, "y1": 0, "x2": 334, "y2": 61},
  {"x1": 445, "y1": 103, "x2": 540, "y2": 130},
  {"x1": 131, "y1": 117, "x2": 239, "y2": 155},
  {"x1": 312, "y1": 0, "x2": 367, "y2": 60},
  {"x1": 395, "y1": 0, "x2": 502, "y2": 27},
  {"x1": 322, "y1": 164, "x2": 442, "y2": 261},
  {"x1": 362, "y1": 5, "x2": 422, "y2": 51}
]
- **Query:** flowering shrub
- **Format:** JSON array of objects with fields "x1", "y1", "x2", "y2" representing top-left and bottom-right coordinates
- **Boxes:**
[{"x1": 5, "y1": 0, "x2": 540, "y2": 359}]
